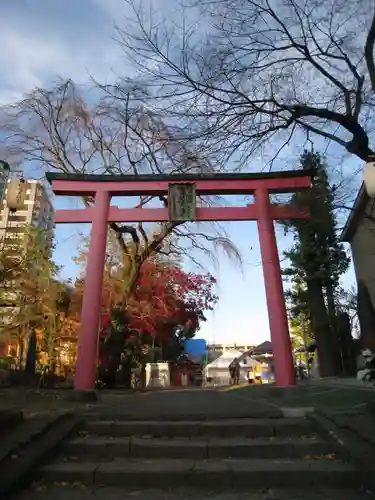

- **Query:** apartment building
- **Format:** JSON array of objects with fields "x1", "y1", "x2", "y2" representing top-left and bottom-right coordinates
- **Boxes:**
[
  {"x1": 0, "y1": 180, "x2": 55, "y2": 336},
  {"x1": 0, "y1": 179, "x2": 54, "y2": 238}
]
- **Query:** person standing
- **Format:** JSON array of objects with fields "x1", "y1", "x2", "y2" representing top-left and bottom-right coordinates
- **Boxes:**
[
  {"x1": 234, "y1": 358, "x2": 241, "y2": 385},
  {"x1": 228, "y1": 361, "x2": 235, "y2": 385},
  {"x1": 229, "y1": 358, "x2": 241, "y2": 385}
]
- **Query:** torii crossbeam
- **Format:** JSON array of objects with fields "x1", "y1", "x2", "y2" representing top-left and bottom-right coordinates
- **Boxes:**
[{"x1": 46, "y1": 170, "x2": 312, "y2": 393}]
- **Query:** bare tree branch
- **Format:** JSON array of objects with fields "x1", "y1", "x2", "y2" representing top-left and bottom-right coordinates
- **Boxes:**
[
  {"x1": 113, "y1": 0, "x2": 375, "y2": 166},
  {"x1": 0, "y1": 79, "x2": 241, "y2": 295},
  {"x1": 365, "y1": 6, "x2": 375, "y2": 92}
]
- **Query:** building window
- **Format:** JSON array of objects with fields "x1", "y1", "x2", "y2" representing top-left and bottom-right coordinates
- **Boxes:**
[
  {"x1": 6, "y1": 227, "x2": 25, "y2": 234},
  {"x1": 8, "y1": 214, "x2": 27, "y2": 222}
]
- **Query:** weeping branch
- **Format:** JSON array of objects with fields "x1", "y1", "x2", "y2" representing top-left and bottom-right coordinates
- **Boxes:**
[{"x1": 1, "y1": 78, "x2": 243, "y2": 299}]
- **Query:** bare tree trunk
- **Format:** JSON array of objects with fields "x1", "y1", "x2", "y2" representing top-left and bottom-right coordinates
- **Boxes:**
[
  {"x1": 24, "y1": 329, "x2": 36, "y2": 375},
  {"x1": 325, "y1": 281, "x2": 343, "y2": 376}
]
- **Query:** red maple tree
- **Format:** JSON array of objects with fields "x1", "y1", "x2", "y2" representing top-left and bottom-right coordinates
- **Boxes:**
[
  {"x1": 97, "y1": 257, "x2": 217, "y2": 386},
  {"x1": 69, "y1": 246, "x2": 218, "y2": 387},
  {"x1": 126, "y1": 258, "x2": 218, "y2": 341},
  {"x1": 75, "y1": 256, "x2": 217, "y2": 343}
]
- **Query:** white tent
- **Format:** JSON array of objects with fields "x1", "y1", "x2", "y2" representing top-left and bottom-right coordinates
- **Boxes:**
[
  {"x1": 204, "y1": 350, "x2": 252, "y2": 385},
  {"x1": 204, "y1": 351, "x2": 259, "y2": 385},
  {"x1": 205, "y1": 350, "x2": 243, "y2": 369}
]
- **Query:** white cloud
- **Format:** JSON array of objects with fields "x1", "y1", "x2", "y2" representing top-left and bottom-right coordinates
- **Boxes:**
[
  {"x1": 94, "y1": 0, "x2": 177, "y2": 20},
  {"x1": 0, "y1": 30, "x2": 58, "y2": 103},
  {"x1": 93, "y1": 0, "x2": 133, "y2": 19},
  {"x1": 0, "y1": 0, "x2": 197, "y2": 105},
  {"x1": 0, "y1": 3, "x2": 124, "y2": 104}
]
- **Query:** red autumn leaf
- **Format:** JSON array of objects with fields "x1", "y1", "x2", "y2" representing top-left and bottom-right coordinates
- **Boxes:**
[{"x1": 76, "y1": 256, "x2": 218, "y2": 346}]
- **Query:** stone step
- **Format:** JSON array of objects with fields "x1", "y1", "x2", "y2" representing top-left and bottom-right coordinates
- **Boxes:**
[
  {"x1": 0, "y1": 412, "x2": 82, "y2": 500},
  {"x1": 0, "y1": 410, "x2": 23, "y2": 436},
  {"x1": 14, "y1": 486, "x2": 375, "y2": 500},
  {"x1": 84, "y1": 417, "x2": 315, "y2": 438},
  {"x1": 81, "y1": 407, "x2": 282, "y2": 421},
  {"x1": 40, "y1": 457, "x2": 361, "y2": 489},
  {"x1": 61, "y1": 435, "x2": 331, "y2": 460}
]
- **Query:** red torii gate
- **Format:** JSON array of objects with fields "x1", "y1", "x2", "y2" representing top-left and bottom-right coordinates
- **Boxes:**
[{"x1": 46, "y1": 170, "x2": 312, "y2": 393}]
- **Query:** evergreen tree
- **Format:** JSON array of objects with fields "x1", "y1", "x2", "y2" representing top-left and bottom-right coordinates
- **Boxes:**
[{"x1": 283, "y1": 151, "x2": 350, "y2": 377}]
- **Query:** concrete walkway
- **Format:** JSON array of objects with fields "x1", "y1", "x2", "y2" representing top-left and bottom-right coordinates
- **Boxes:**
[
  {"x1": 3, "y1": 381, "x2": 375, "y2": 419},
  {"x1": 218, "y1": 382, "x2": 375, "y2": 412},
  {"x1": 306, "y1": 377, "x2": 375, "y2": 390},
  {"x1": 83, "y1": 387, "x2": 283, "y2": 420}
]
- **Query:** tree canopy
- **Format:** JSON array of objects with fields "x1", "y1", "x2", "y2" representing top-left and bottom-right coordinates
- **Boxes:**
[
  {"x1": 73, "y1": 236, "x2": 218, "y2": 386},
  {"x1": 74, "y1": 236, "x2": 218, "y2": 344}
]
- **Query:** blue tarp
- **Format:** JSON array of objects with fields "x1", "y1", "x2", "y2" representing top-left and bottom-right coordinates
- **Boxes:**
[{"x1": 185, "y1": 339, "x2": 207, "y2": 362}]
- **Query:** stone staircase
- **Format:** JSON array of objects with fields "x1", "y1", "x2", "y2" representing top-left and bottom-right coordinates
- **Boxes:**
[{"x1": 22, "y1": 413, "x2": 371, "y2": 498}]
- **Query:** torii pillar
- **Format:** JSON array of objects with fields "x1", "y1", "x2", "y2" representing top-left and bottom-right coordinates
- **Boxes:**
[
  {"x1": 75, "y1": 190, "x2": 110, "y2": 391},
  {"x1": 255, "y1": 188, "x2": 295, "y2": 386}
]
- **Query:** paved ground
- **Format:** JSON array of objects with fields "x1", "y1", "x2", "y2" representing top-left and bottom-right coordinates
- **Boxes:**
[
  {"x1": 87, "y1": 388, "x2": 285, "y2": 419},
  {"x1": 1, "y1": 381, "x2": 375, "y2": 423},
  {"x1": 1, "y1": 387, "x2": 283, "y2": 419},
  {"x1": 2, "y1": 382, "x2": 375, "y2": 419},
  {"x1": 0, "y1": 388, "x2": 94, "y2": 416},
  {"x1": 222, "y1": 383, "x2": 375, "y2": 412}
]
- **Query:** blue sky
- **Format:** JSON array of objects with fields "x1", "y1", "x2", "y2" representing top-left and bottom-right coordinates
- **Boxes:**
[{"x1": 0, "y1": 0, "x2": 360, "y2": 346}]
